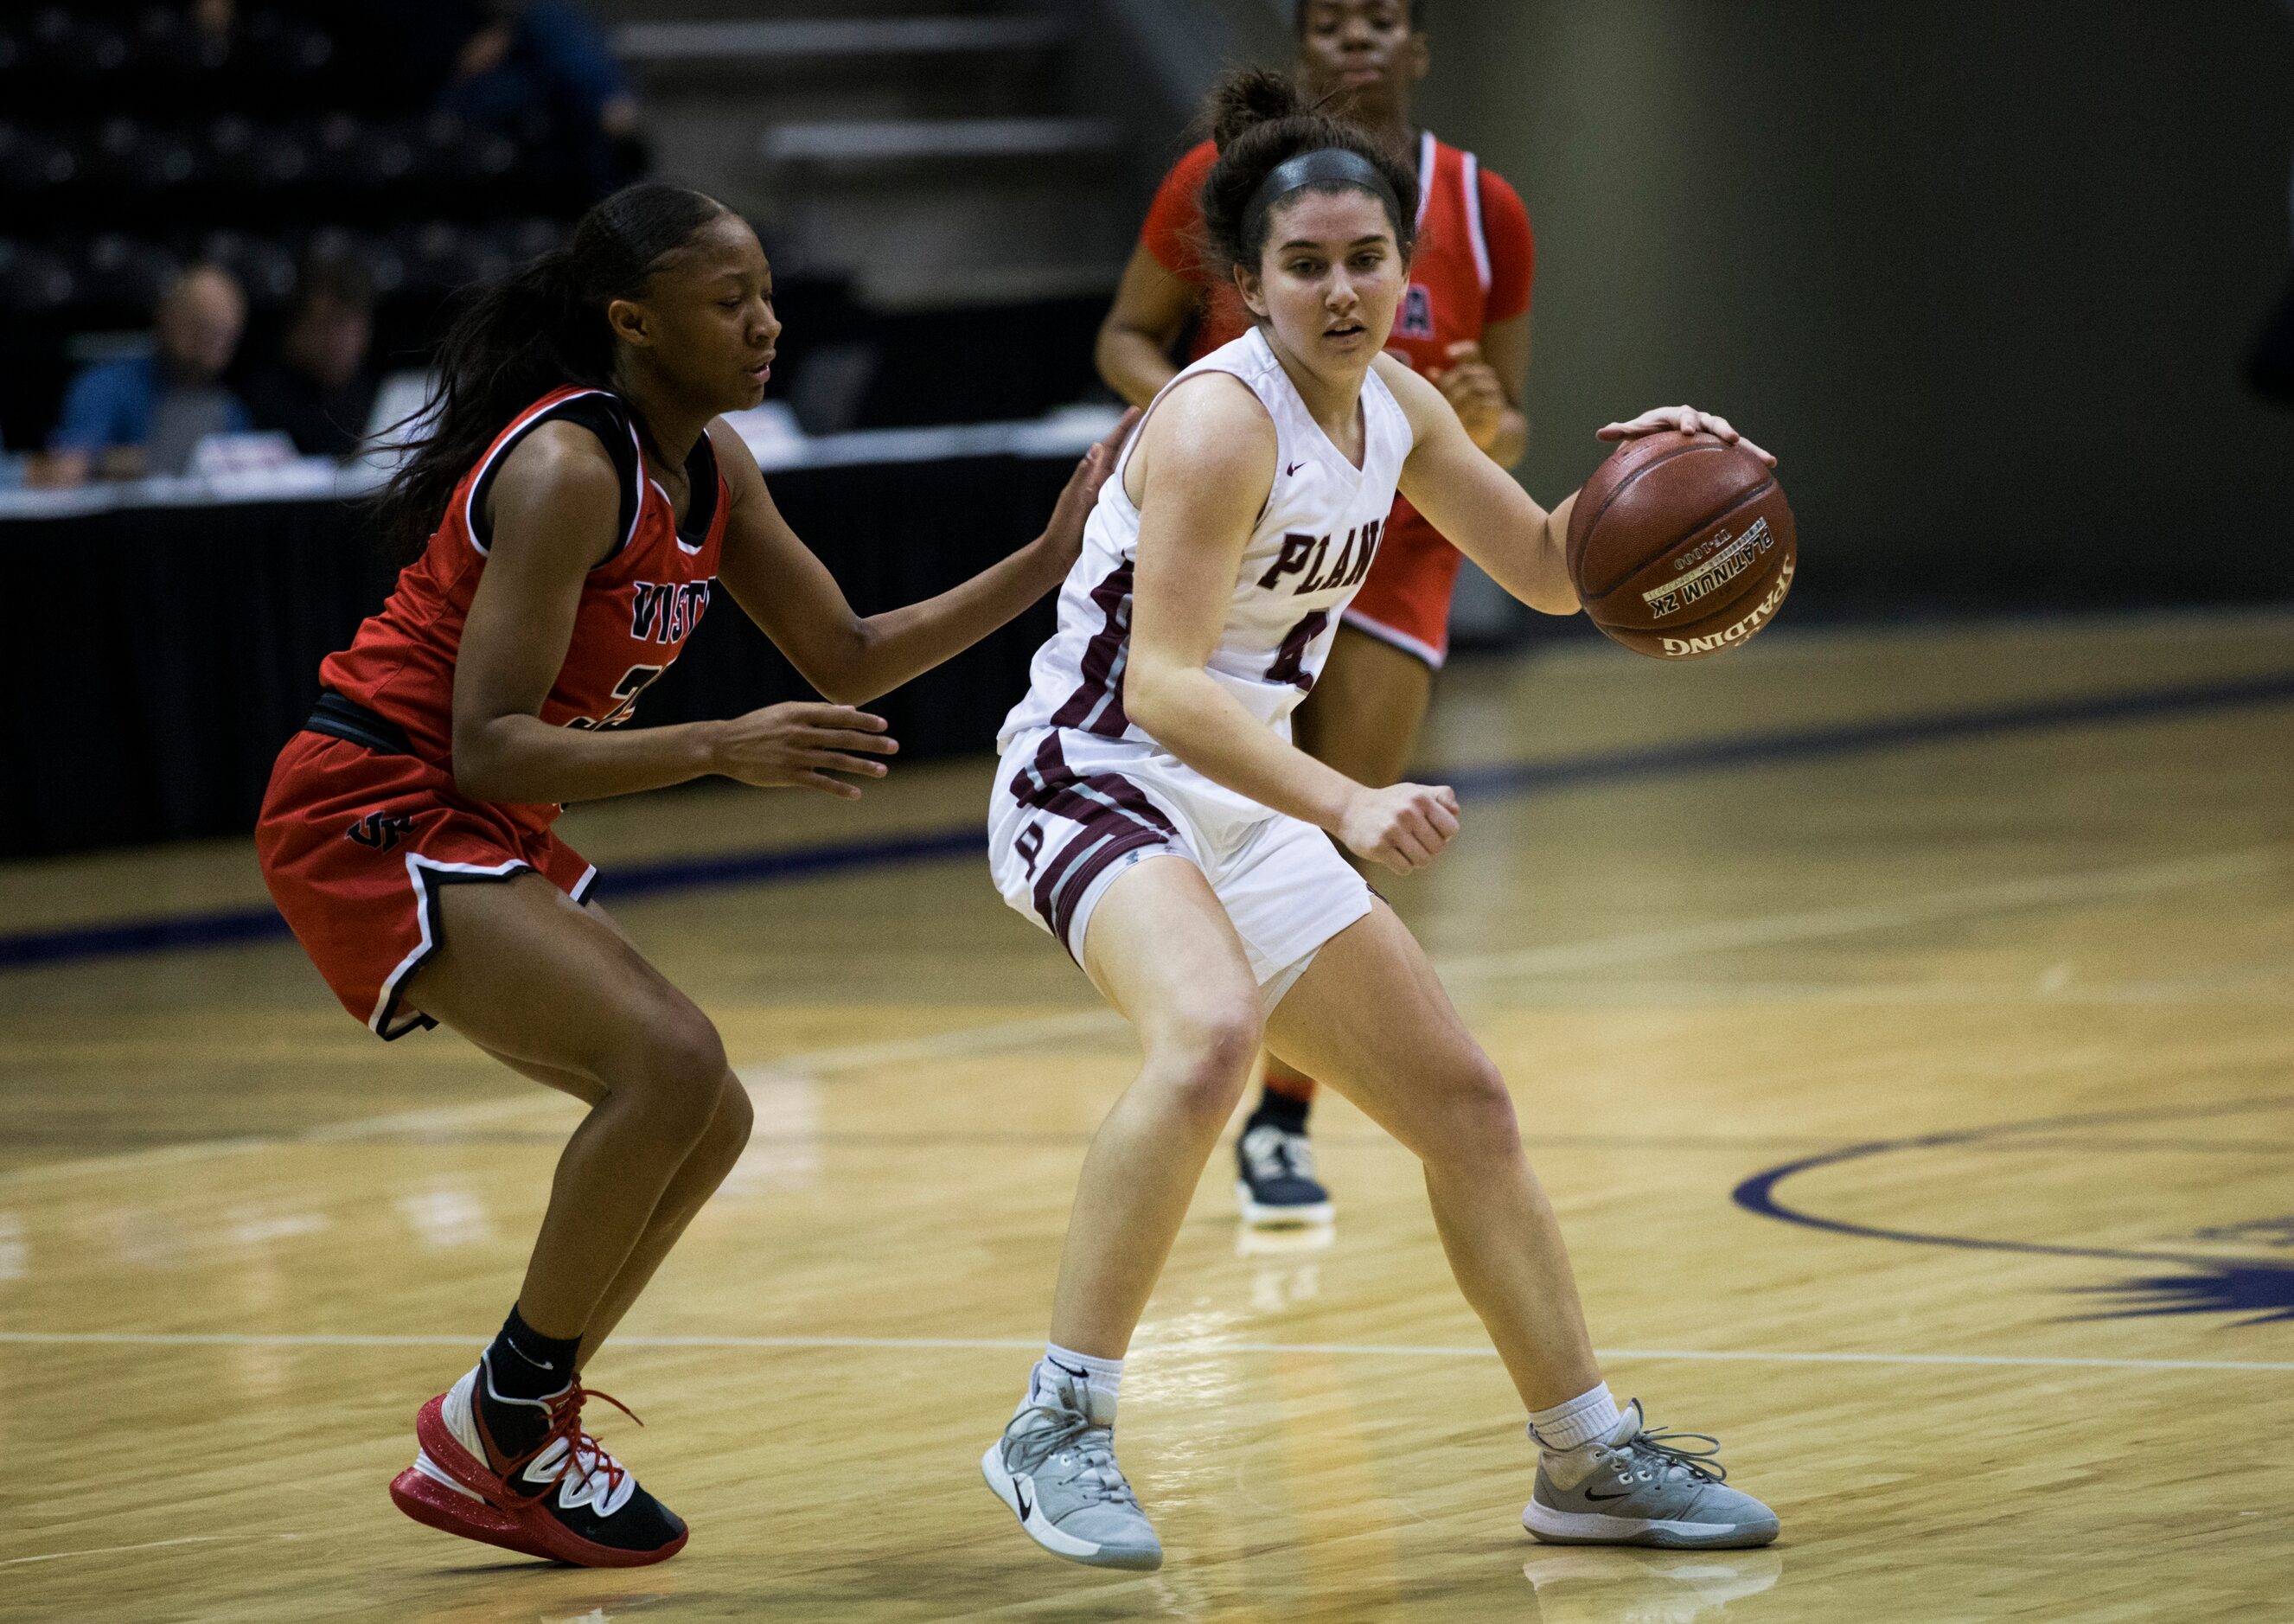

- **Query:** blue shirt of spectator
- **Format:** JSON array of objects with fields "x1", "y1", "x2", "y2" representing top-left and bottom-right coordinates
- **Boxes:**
[
  {"x1": 46, "y1": 263, "x2": 252, "y2": 480},
  {"x1": 48, "y1": 354, "x2": 252, "y2": 455},
  {"x1": 439, "y1": 1, "x2": 641, "y2": 201}
]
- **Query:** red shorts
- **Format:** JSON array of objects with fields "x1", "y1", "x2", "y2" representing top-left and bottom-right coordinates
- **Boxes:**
[
  {"x1": 256, "y1": 727, "x2": 596, "y2": 1040},
  {"x1": 1341, "y1": 511, "x2": 1464, "y2": 669}
]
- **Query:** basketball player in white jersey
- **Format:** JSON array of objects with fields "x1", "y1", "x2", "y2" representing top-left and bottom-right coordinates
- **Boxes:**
[{"x1": 980, "y1": 72, "x2": 1783, "y2": 1570}]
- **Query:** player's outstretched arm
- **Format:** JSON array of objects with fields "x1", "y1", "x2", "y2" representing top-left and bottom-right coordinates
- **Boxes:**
[
  {"x1": 1125, "y1": 376, "x2": 1460, "y2": 876},
  {"x1": 1384, "y1": 355, "x2": 1575, "y2": 615},
  {"x1": 451, "y1": 424, "x2": 898, "y2": 805},
  {"x1": 1387, "y1": 356, "x2": 1773, "y2": 617},
  {"x1": 713, "y1": 410, "x2": 1138, "y2": 707}
]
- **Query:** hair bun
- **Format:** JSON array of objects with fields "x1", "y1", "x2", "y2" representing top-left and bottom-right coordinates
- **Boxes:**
[{"x1": 1209, "y1": 67, "x2": 1302, "y2": 150}]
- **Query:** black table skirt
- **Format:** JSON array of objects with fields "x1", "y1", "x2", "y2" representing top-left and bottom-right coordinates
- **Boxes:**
[{"x1": 3, "y1": 456, "x2": 1075, "y2": 858}]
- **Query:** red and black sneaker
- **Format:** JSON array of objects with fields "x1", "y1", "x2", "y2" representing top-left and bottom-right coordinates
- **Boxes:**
[{"x1": 387, "y1": 1352, "x2": 688, "y2": 1566}]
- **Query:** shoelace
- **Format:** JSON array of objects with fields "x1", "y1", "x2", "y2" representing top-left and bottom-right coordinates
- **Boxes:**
[
  {"x1": 505, "y1": 1380, "x2": 642, "y2": 1507},
  {"x1": 1243, "y1": 1125, "x2": 1317, "y2": 1185},
  {"x1": 1007, "y1": 1399, "x2": 1141, "y2": 1511},
  {"x1": 1616, "y1": 1423, "x2": 1728, "y2": 1486}
]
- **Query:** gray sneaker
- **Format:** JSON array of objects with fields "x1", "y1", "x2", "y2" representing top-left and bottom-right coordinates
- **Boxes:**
[
  {"x1": 1524, "y1": 1399, "x2": 1780, "y2": 1550},
  {"x1": 981, "y1": 1368, "x2": 1164, "y2": 1570}
]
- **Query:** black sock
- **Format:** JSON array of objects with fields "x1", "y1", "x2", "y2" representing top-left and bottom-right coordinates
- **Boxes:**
[
  {"x1": 1249, "y1": 1089, "x2": 1310, "y2": 1135},
  {"x1": 487, "y1": 1305, "x2": 580, "y2": 1402}
]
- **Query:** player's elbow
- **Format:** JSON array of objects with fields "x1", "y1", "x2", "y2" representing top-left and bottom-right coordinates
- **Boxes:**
[
  {"x1": 1521, "y1": 578, "x2": 1582, "y2": 617},
  {"x1": 1093, "y1": 318, "x2": 1155, "y2": 403},
  {"x1": 795, "y1": 617, "x2": 881, "y2": 707},
  {"x1": 1090, "y1": 319, "x2": 1126, "y2": 395},
  {"x1": 810, "y1": 675, "x2": 874, "y2": 707},
  {"x1": 449, "y1": 715, "x2": 517, "y2": 802},
  {"x1": 1121, "y1": 658, "x2": 1194, "y2": 740},
  {"x1": 1093, "y1": 318, "x2": 1169, "y2": 409},
  {"x1": 796, "y1": 666, "x2": 872, "y2": 708}
]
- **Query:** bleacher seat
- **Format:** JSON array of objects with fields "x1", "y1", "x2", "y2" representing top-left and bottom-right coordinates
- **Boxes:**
[
  {"x1": 0, "y1": 242, "x2": 76, "y2": 318},
  {"x1": 75, "y1": 234, "x2": 180, "y2": 315},
  {"x1": 0, "y1": 1, "x2": 593, "y2": 453}
]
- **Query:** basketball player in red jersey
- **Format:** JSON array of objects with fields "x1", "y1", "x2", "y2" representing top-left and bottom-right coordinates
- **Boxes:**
[
  {"x1": 256, "y1": 182, "x2": 1130, "y2": 1567},
  {"x1": 1096, "y1": 0, "x2": 1528, "y2": 1223}
]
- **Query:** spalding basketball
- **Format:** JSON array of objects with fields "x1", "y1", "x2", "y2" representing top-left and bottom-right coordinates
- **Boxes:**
[{"x1": 1565, "y1": 432, "x2": 1797, "y2": 660}]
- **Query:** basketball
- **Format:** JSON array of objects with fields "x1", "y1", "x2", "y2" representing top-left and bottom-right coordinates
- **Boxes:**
[{"x1": 1565, "y1": 431, "x2": 1798, "y2": 659}]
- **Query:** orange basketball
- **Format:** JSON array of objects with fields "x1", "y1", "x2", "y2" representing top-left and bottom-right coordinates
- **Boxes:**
[{"x1": 1564, "y1": 431, "x2": 1798, "y2": 660}]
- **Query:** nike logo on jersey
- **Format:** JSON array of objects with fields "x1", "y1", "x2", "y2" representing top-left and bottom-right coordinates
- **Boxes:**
[{"x1": 1284, "y1": 460, "x2": 1304, "y2": 477}]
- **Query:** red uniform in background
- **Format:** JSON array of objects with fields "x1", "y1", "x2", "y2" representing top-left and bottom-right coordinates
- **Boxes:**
[
  {"x1": 1141, "y1": 131, "x2": 1533, "y2": 667},
  {"x1": 257, "y1": 387, "x2": 727, "y2": 1038}
]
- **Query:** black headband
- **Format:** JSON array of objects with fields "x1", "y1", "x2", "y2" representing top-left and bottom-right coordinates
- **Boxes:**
[{"x1": 1240, "y1": 147, "x2": 1404, "y2": 256}]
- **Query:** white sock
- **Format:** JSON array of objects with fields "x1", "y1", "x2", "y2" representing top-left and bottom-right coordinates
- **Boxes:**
[
  {"x1": 1032, "y1": 1343, "x2": 1122, "y2": 1411},
  {"x1": 1527, "y1": 1383, "x2": 1621, "y2": 1455}
]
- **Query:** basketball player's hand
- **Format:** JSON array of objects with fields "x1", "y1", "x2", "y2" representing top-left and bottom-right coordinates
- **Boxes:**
[
  {"x1": 1339, "y1": 782, "x2": 1461, "y2": 874},
  {"x1": 1038, "y1": 407, "x2": 1143, "y2": 571},
  {"x1": 1428, "y1": 341, "x2": 1508, "y2": 451},
  {"x1": 1599, "y1": 406, "x2": 1776, "y2": 468},
  {"x1": 712, "y1": 702, "x2": 899, "y2": 799}
]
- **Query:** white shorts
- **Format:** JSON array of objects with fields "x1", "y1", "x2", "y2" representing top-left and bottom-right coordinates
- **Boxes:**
[{"x1": 988, "y1": 727, "x2": 1374, "y2": 1007}]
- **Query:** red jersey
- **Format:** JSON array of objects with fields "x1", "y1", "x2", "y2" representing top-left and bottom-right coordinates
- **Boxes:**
[
  {"x1": 1140, "y1": 132, "x2": 1533, "y2": 570},
  {"x1": 320, "y1": 387, "x2": 728, "y2": 835}
]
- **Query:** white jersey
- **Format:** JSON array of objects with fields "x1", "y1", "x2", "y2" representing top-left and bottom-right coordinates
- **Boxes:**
[{"x1": 999, "y1": 327, "x2": 1414, "y2": 755}]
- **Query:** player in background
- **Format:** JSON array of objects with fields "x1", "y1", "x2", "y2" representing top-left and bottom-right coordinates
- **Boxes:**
[
  {"x1": 256, "y1": 182, "x2": 1130, "y2": 1568},
  {"x1": 1096, "y1": 0, "x2": 1530, "y2": 1225},
  {"x1": 982, "y1": 71, "x2": 1780, "y2": 1572}
]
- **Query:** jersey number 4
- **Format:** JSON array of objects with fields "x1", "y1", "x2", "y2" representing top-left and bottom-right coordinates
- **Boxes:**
[
  {"x1": 1264, "y1": 611, "x2": 1330, "y2": 691},
  {"x1": 566, "y1": 664, "x2": 667, "y2": 731}
]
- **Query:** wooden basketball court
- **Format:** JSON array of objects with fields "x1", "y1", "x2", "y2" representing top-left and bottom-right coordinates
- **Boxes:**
[{"x1": 3, "y1": 611, "x2": 2290, "y2": 1621}]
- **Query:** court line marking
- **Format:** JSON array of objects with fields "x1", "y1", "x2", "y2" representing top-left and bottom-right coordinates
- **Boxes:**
[
  {"x1": 0, "y1": 1533, "x2": 303, "y2": 1569},
  {"x1": 6, "y1": 666, "x2": 2290, "y2": 970},
  {"x1": 1447, "y1": 976, "x2": 2294, "y2": 1005},
  {"x1": 3, "y1": 845, "x2": 2283, "y2": 1192},
  {"x1": 0, "y1": 1330, "x2": 2285, "y2": 1373},
  {"x1": 1436, "y1": 846, "x2": 2285, "y2": 984}
]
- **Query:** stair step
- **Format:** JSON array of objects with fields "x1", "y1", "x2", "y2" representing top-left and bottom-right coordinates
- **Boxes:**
[
  {"x1": 591, "y1": 0, "x2": 1003, "y2": 20},
  {"x1": 770, "y1": 176, "x2": 1127, "y2": 307},
  {"x1": 616, "y1": 16, "x2": 1068, "y2": 66},
  {"x1": 764, "y1": 117, "x2": 1123, "y2": 168}
]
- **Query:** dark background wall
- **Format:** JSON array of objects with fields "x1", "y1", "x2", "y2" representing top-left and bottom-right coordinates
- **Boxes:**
[
  {"x1": 1410, "y1": 0, "x2": 2294, "y2": 615},
  {"x1": 1, "y1": 458, "x2": 1078, "y2": 858}
]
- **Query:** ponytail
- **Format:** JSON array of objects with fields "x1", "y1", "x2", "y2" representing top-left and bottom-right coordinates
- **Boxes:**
[{"x1": 370, "y1": 182, "x2": 730, "y2": 561}]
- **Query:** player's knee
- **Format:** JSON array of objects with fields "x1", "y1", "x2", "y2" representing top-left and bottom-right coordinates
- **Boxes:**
[
  {"x1": 1428, "y1": 1050, "x2": 1520, "y2": 1164},
  {"x1": 700, "y1": 1074, "x2": 754, "y2": 1173},
  {"x1": 1146, "y1": 998, "x2": 1262, "y2": 1122},
  {"x1": 617, "y1": 1009, "x2": 730, "y2": 1146}
]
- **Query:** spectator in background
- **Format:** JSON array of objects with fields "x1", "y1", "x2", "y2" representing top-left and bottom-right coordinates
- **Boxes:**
[
  {"x1": 434, "y1": 1, "x2": 646, "y2": 201},
  {"x1": 203, "y1": 1, "x2": 647, "y2": 201},
  {"x1": 244, "y1": 259, "x2": 381, "y2": 459},
  {"x1": 38, "y1": 264, "x2": 250, "y2": 486}
]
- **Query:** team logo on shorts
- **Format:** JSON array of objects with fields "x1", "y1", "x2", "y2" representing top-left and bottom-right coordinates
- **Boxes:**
[{"x1": 344, "y1": 811, "x2": 415, "y2": 854}]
